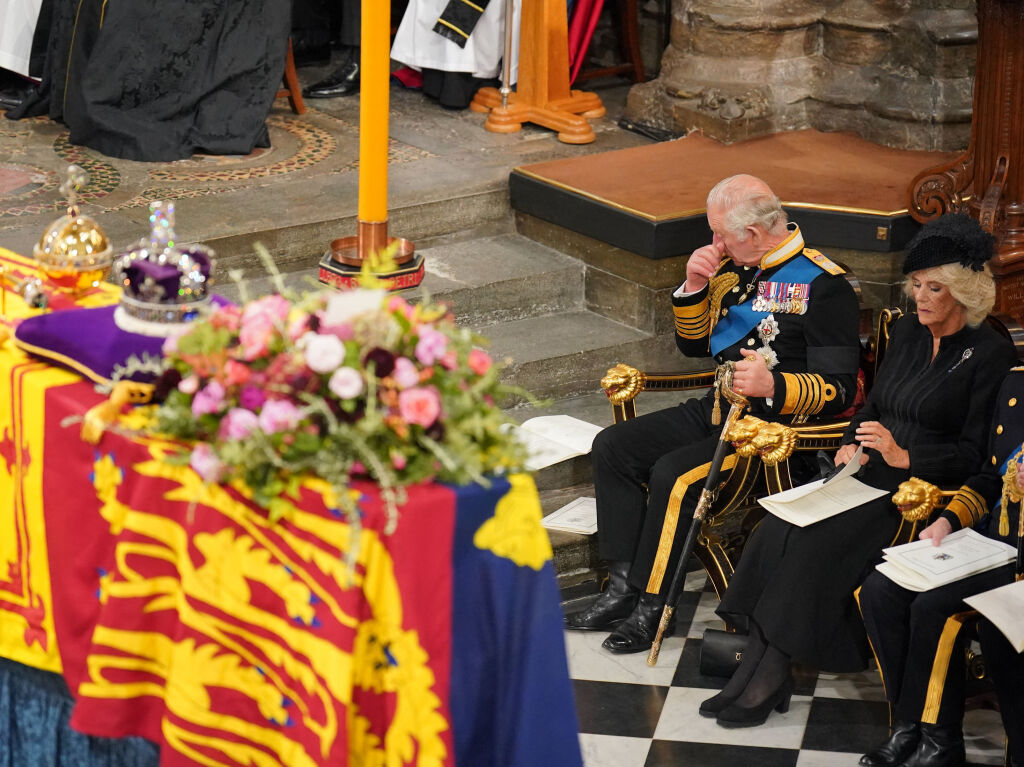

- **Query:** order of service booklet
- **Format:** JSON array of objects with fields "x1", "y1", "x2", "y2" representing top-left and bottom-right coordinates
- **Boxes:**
[
  {"x1": 757, "y1": 446, "x2": 888, "y2": 527},
  {"x1": 513, "y1": 415, "x2": 604, "y2": 472},
  {"x1": 541, "y1": 496, "x2": 598, "y2": 535},
  {"x1": 875, "y1": 527, "x2": 1017, "y2": 593},
  {"x1": 964, "y1": 578, "x2": 1024, "y2": 652}
]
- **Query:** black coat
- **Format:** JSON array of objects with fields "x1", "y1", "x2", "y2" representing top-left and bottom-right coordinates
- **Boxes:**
[
  {"x1": 717, "y1": 314, "x2": 1018, "y2": 671},
  {"x1": 939, "y1": 366, "x2": 1024, "y2": 548}
]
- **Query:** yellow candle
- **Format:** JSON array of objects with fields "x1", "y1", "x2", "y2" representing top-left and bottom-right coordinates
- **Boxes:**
[{"x1": 359, "y1": 0, "x2": 390, "y2": 223}]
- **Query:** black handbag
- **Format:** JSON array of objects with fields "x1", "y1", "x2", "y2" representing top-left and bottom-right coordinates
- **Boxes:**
[{"x1": 699, "y1": 628, "x2": 748, "y2": 678}]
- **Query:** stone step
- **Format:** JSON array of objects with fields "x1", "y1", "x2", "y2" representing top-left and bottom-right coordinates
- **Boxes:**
[
  {"x1": 509, "y1": 387, "x2": 709, "y2": 593},
  {"x1": 484, "y1": 310, "x2": 675, "y2": 400}
]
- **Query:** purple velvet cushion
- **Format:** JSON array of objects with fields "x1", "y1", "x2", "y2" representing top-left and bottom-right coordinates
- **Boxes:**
[
  {"x1": 13, "y1": 305, "x2": 167, "y2": 385},
  {"x1": 12, "y1": 294, "x2": 230, "y2": 385}
]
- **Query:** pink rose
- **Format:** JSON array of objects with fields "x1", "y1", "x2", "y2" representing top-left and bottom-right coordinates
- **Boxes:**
[
  {"x1": 390, "y1": 450, "x2": 407, "y2": 470},
  {"x1": 328, "y1": 367, "x2": 364, "y2": 399},
  {"x1": 414, "y1": 328, "x2": 448, "y2": 366},
  {"x1": 189, "y1": 443, "x2": 225, "y2": 483},
  {"x1": 392, "y1": 357, "x2": 420, "y2": 389},
  {"x1": 218, "y1": 407, "x2": 259, "y2": 440},
  {"x1": 239, "y1": 295, "x2": 290, "y2": 360},
  {"x1": 178, "y1": 374, "x2": 200, "y2": 395},
  {"x1": 398, "y1": 386, "x2": 441, "y2": 427},
  {"x1": 387, "y1": 295, "x2": 416, "y2": 321},
  {"x1": 258, "y1": 398, "x2": 301, "y2": 434},
  {"x1": 192, "y1": 381, "x2": 226, "y2": 416},
  {"x1": 440, "y1": 349, "x2": 458, "y2": 371},
  {"x1": 210, "y1": 305, "x2": 242, "y2": 332},
  {"x1": 468, "y1": 348, "x2": 493, "y2": 376},
  {"x1": 224, "y1": 359, "x2": 251, "y2": 387},
  {"x1": 304, "y1": 332, "x2": 346, "y2": 374}
]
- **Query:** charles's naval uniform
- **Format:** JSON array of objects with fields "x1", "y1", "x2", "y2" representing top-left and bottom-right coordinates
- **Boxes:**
[
  {"x1": 859, "y1": 367, "x2": 1024, "y2": 742},
  {"x1": 592, "y1": 225, "x2": 861, "y2": 596}
]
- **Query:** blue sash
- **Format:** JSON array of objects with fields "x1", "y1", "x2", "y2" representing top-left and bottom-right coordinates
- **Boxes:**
[{"x1": 709, "y1": 256, "x2": 824, "y2": 357}]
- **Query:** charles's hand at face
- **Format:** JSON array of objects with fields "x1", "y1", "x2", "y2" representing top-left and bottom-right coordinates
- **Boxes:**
[{"x1": 684, "y1": 239, "x2": 725, "y2": 293}]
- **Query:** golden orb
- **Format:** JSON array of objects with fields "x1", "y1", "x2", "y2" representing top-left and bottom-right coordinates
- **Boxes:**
[{"x1": 33, "y1": 212, "x2": 113, "y2": 294}]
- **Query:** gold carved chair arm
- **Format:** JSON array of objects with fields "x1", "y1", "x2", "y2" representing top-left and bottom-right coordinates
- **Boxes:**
[{"x1": 602, "y1": 363, "x2": 717, "y2": 423}]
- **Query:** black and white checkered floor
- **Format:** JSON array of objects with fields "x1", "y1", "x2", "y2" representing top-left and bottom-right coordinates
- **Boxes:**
[{"x1": 564, "y1": 571, "x2": 1008, "y2": 767}]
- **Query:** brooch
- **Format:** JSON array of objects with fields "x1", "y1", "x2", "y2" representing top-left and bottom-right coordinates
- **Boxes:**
[{"x1": 948, "y1": 347, "x2": 974, "y2": 373}]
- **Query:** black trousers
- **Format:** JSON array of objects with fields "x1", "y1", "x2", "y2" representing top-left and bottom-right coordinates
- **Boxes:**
[
  {"x1": 977, "y1": 616, "x2": 1024, "y2": 765},
  {"x1": 859, "y1": 564, "x2": 1015, "y2": 726},
  {"x1": 591, "y1": 394, "x2": 722, "y2": 596}
]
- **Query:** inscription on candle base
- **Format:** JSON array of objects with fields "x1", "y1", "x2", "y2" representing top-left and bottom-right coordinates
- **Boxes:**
[{"x1": 318, "y1": 252, "x2": 425, "y2": 292}]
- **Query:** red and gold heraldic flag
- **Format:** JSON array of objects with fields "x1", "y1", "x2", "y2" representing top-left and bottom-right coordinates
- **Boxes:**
[{"x1": 34, "y1": 379, "x2": 580, "y2": 767}]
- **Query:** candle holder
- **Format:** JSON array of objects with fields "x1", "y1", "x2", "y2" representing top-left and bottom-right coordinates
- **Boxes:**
[
  {"x1": 318, "y1": 0, "x2": 423, "y2": 292},
  {"x1": 319, "y1": 222, "x2": 424, "y2": 291}
]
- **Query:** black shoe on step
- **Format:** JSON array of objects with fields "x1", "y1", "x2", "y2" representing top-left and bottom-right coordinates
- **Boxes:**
[
  {"x1": 303, "y1": 58, "x2": 360, "y2": 98},
  {"x1": 601, "y1": 592, "x2": 674, "y2": 654},
  {"x1": 859, "y1": 720, "x2": 920, "y2": 767},
  {"x1": 565, "y1": 561, "x2": 638, "y2": 631}
]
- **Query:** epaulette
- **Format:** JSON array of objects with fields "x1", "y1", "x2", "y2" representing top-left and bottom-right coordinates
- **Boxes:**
[
  {"x1": 802, "y1": 248, "x2": 845, "y2": 275},
  {"x1": 1010, "y1": 366, "x2": 1024, "y2": 372}
]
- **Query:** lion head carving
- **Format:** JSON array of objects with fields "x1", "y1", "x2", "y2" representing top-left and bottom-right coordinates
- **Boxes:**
[
  {"x1": 750, "y1": 422, "x2": 798, "y2": 466},
  {"x1": 601, "y1": 363, "x2": 646, "y2": 406},
  {"x1": 725, "y1": 416, "x2": 763, "y2": 458},
  {"x1": 892, "y1": 478, "x2": 942, "y2": 521}
]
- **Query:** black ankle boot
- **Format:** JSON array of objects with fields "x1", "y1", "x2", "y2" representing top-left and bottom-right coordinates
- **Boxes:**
[
  {"x1": 900, "y1": 723, "x2": 965, "y2": 767},
  {"x1": 859, "y1": 721, "x2": 920, "y2": 766},
  {"x1": 601, "y1": 592, "x2": 674, "y2": 654},
  {"x1": 565, "y1": 561, "x2": 639, "y2": 631}
]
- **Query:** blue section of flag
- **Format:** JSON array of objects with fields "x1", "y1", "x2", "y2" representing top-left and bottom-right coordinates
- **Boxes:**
[
  {"x1": 710, "y1": 256, "x2": 823, "y2": 356},
  {"x1": 449, "y1": 480, "x2": 583, "y2": 767}
]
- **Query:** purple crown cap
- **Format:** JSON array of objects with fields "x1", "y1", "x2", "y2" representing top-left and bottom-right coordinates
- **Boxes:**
[{"x1": 111, "y1": 201, "x2": 216, "y2": 336}]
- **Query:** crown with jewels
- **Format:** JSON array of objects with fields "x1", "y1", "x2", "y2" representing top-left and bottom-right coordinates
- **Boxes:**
[{"x1": 110, "y1": 201, "x2": 215, "y2": 336}]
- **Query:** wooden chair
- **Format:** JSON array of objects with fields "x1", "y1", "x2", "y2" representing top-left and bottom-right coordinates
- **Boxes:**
[{"x1": 277, "y1": 38, "x2": 307, "y2": 115}]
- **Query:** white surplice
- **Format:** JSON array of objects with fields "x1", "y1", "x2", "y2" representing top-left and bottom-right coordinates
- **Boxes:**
[
  {"x1": 0, "y1": 0, "x2": 43, "y2": 76},
  {"x1": 391, "y1": 0, "x2": 521, "y2": 82}
]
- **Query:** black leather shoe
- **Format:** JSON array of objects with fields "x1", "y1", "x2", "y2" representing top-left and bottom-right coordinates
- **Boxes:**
[
  {"x1": 0, "y1": 86, "x2": 29, "y2": 110},
  {"x1": 565, "y1": 561, "x2": 638, "y2": 631},
  {"x1": 859, "y1": 721, "x2": 920, "y2": 767},
  {"x1": 899, "y1": 723, "x2": 965, "y2": 767},
  {"x1": 303, "y1": 59, "x2": 360, "y2": 98},
  {"x1": 698, "y1": 690, "x2": 738, "y2": 718},
  {"x1": 601, "y1": 593, "x2": 675, "y2": 654},
  {"x1": 715, "y1": 675, "x2": 794, "y2": 728}
]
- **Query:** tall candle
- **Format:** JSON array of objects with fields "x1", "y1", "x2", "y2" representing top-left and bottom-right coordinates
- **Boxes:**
[{"x1": 358, "y1": 0, "x2": 390, "y2": 223}]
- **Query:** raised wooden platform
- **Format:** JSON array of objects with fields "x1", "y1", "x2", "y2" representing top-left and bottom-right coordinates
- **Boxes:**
[{"x1": 510, "y1": 130, "x2": 960, "y2": 258}]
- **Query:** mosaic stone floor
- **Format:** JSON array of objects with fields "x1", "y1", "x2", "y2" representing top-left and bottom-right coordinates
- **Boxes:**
[{"x1": 0, "y1": 72, "x2": 648, "y2": 270}]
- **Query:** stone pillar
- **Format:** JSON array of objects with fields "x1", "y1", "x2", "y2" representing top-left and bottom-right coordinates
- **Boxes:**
[{"x1": 626, "y1": 0, "x2": 977, "y2": 151}]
